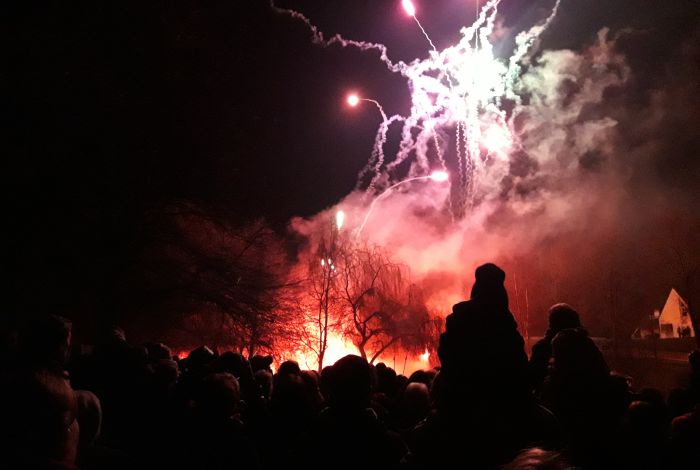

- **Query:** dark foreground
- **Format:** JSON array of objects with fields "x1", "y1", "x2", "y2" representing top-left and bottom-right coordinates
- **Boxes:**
[{"x1": 2, "y1": 265, "x2": 699, "y2": 469}]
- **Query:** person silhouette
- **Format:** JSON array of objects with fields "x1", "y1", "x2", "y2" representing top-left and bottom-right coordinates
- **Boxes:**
[
  {"x1": 529, "y1": 303, "x2": 581, "y2": 393},
  {"x1": 408, "y1": 264, "x2": 555, "y2": 468}
]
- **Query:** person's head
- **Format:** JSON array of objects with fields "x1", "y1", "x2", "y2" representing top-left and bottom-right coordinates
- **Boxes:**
[
  {"x1": 196, "y1": 372, "x2": 241, "y2": 419},
  {"x1": 254, "y1": 369, "x2": 273, "y2": 399},
  {"x1": 375, "y1": 362, "x2": 398, "y2": 397},
  {"x1": 300, "y1": 370, "x2": 324, "y2": 410},
  {"x1": 547, "y1": 303, "x2": 580, "y2": 335},
  {"x1": 328, "y1": 355, "x2": 372, "y2": 410},
  {"x1": 470, "y1": 263, "x2": 508, "y2": 309},
  {"x1": 214, "y1": 351, "x2": 246, "y2": 378},
  {"x1": 407, "y1": 369, "x2": 436, "y2": 388},
  {"x1": 403, "y1": 382, "x2": 430, "y2": 416},
  {"x1": 624, "y1": 400, "x2": 666, "y2": 442},
  {"x1": 152, "y1": 357, "x2": 180, "y2": 388},
  {"x1": 502, "y1": 447, "x2": 570, "y2": 470},
  {"x1": 185, "y1": 345, "x2": 216, "y2": 374},
  {"x1": 250, "y1": 355, "x2": 274, "y2": 373},
  {"x1": 551, "y1": 328, "x2": 609, "y2": 379},
  {"x1": 271, "y1": 371, "x2": 312, "y2": 418},
  {"x1": 144, "y1": 342, "x2": 172, "y2": 361},
  {"x1": 277, "y1": 360, "x2": 301, "y2": 377},
  {"x1": 21, "y1": 315, "x2": 72, "y2": 369},
  {"x1": 5, "y1": 369, "x2": 80, "y2": 465},
  {"x1": 99, "y1": 324, "x2": 126, "y2": 344},
  {"x1": 670, "y1": 410, "x2": 700, "y2": 455}
]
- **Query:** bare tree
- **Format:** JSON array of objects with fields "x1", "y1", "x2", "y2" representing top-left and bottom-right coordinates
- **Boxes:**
[
  {"x1": 136, "y1": 202, "x2": 295, "y2": 355},
  {"x1": 285, "y1": 217, "x2": 345, "y2": 371},
  {"x1": 336, "y1": 243, "x2": 430, "y2": 363}
]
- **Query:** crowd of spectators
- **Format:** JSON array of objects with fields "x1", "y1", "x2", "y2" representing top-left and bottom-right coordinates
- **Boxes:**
[{"x1": 2, "y1": 263, "x2": 698, "y2": 469}]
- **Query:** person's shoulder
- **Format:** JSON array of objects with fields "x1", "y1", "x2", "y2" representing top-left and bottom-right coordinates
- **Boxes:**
[
  {"x1": 447, "y1": 300, "x2": 476, "y2": 322},
  {"x1": 448, "y1": 300, "x2": 473, "y2": 319},
  {"x1": 531, "y1": 337, "x2": 550, "y2": 353}
]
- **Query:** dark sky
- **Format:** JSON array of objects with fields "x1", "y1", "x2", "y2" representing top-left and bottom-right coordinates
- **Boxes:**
[{"x1": 6, "y1": 1, "x2": 699, "y2": 321}]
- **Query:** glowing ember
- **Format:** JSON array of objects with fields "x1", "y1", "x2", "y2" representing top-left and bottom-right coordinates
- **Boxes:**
[
  {"x1": 336, "y1": 210, "x2": 345, "y2": 230},
  {"x1": 401, "y1": 0, "x2": 416, "y2": 17},
  {"x1": 429, "y1": 170, "x2": 449, "y2": 182},
  {"x1": 347, "y1": 94, "x2": 360, "y2": 107},
  {"x1": 293, "y1": 332, "x2": 359, "y2": 371}
]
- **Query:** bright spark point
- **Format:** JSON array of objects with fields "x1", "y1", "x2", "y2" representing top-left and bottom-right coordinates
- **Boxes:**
[
  {"x1": 336, "y1": 210, "x2": 346, "y2": 230},
  {"x1": 347, "y1": 94, "x2": 360, "y2": 107},
  {"x1": 429, "y1": 170, "x2": 449, "y2": 182},
  {"x1": 402, "y1": 0, "x2": 416, "y2": 17},
  {"x1": 419, "y1": 349, "x2": 430, "y2": 362},
  {"x1": 482, "y1": 125, "x2": 511, "y2": 154}
]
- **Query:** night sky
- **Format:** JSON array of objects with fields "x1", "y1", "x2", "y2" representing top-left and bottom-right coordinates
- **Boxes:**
[{"x1": 6, "y1": 1, "x2": 700, "y2": 330}]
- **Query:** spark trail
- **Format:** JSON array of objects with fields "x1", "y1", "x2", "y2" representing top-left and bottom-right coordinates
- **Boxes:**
[{"x1": 272, "y1": 0, "x2": 562, "y2": 220}]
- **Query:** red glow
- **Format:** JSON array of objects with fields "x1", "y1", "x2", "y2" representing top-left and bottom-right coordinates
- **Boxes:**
[
  {"x1": 292, "y1": 331, "x2": 358, "y2": 371},
  {"x1": 419, "y1": 349, "x2": 430, "y2": 363}
]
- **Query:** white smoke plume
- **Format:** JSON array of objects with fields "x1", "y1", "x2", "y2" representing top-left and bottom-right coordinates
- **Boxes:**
[{"x1": 284, "y1": 1, "x2": 700, "y2": 335}]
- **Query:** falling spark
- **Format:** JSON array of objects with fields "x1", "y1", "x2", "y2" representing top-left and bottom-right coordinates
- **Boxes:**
[
  {"x1": 348, "y1": 95, "x2": 405, "y2": 193},
  {"x1": 336, "y1": 210, "x2": 346, "y2": 230},
  {"x1": 404, "y1": 0, "x2": 438, "y2": 53},
  {"x1": 429, "y1": 170, "x2": 449, "y2": 182},
  {"x1": 402, "y1": 0, "x2": 416, "y2": 17}
]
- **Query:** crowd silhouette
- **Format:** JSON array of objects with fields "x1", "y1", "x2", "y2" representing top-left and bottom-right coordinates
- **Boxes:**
[{"x1": 1, "y1": 263, "x2": 699, "y2": 469}]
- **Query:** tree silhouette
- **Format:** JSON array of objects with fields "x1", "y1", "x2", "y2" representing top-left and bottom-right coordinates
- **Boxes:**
[
  {"x1": 336, "y1": 243, "x2": 431, "y2": 363},
  {"x1": 135, "y1": 202, "x2": 295, "y2": 355}
]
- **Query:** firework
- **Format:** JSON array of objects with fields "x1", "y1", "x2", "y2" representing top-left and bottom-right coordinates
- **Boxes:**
[
  {"x1": 336, "y1": 210, "x2": 346, "y2": 230},
  {"x1": 273, "y1": 0, "x2": 562, "y2": 218},
  {"x1": 401, "y1": 0, "x2": 416, "y2": 17},
  {"x1": 356, "y1": 171, "x2": 449, "y2": 238}
]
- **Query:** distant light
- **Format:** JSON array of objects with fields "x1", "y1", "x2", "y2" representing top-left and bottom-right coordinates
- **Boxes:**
[
  {"x1": 336, "y1": 210, "x2": 345, "y2": 230},
  {"x1": 429, "y1": 170, "x2": 449, "y2": 182},
  {"x1": 347, "y1": 94, "x2": 360, "y2": 107},
  {"x1": 402, "y1": 0, "x2": 416, "y2": 17},
  {"x1": 419, "y1": 349, "x2": 430, "y2": 362}
]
